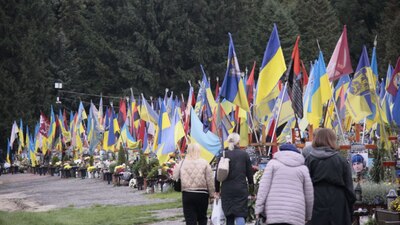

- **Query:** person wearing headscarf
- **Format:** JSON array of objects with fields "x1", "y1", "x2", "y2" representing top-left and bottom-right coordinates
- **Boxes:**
[
  {"x1": 255, "y1": 144, "x2": 314, "y2": 225},
  {"x1": 173, "y1": 143, "x2": 214, "y2": 225},
  {"x1": 305, "y1": 128, "x2": 355, "y2": 225},
  {"x1": 214, "y1": 133, "x2": 254, "y2": 225}
]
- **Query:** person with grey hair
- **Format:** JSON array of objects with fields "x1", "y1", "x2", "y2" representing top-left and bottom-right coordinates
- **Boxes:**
[
  {"x1": 214, "y1": 133, "x2": 254, "y2": 225},
  {"x1": 173, "y1": 143, "x2": 214, "y2": 225}
]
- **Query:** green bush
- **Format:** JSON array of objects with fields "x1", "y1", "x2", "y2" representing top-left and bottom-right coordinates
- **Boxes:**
[
  {"x1": 51, "y1": 156, "x2": 60, "y2": 165},
  {"x1": 117, "y1": 147, "x2": 126, "y2": 165},
  {"x1": 109, "y1": 161, "x2": 117, "y2": 174},
  {"x1": 89, "y1": 155, "x2": 94, "y2": 166},
  {"x1": 360, "y1": 181, "x2": 397, "y2": 205}
]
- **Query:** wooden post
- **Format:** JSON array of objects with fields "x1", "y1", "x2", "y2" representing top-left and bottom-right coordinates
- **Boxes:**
[
  {"x1": 262, "y1": 125, "x2": 266, "y2": 144},
  {"x1": 355, "y1": 124, "x2": 361, "y2": 143},
  {"x1": 308, "y1": 125, "x2": 314, "y2": 142},
  {"x1": 291, "y1": 128, "x2": 296, "y2": 144}
]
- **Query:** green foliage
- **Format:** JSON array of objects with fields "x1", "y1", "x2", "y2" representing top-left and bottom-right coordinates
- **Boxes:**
[
  {"x1": 360, "y1": 181, "x2": 397, "y2": 205},
  {"x1": 369, "y1": 143, "x2": 388, "y2": 183},
  {"x1": 132, "y1": 152, "x2": 159, "y2": 178},
  {"x1": 89, "y1": 155, "x2": 94, "y2": 166},
  {"x1": 108, "y1": 161, "x2": 117, "y2": 174},
  {"x1": 117, "y1": 146, "x2": 126, "y2": 165},
  {"x1": 51, "y1": 156, "x2": 60, "y2": 165}
]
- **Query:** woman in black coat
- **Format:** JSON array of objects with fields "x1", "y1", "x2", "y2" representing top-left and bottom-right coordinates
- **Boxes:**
[
  {"x1": 215, "y1": 133, "x2": 254, "y2": 225},
  {"x1": 305, "y1": 128, "x2": 355, "y2": 225}
]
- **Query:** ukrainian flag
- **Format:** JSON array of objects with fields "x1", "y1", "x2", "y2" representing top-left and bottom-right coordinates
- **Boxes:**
[
  {"x1": 219, "y1": 33, "x2": 250, "y2": 112},
  {"x1": 255, "y1": 24, "x2": 286, "y2": 106},
  {"x1": 139, "y1": 95, "x2": 159, "y2": 125},
  {"x1": 307, "y1": 51, "x2": 332, "y2": 127},
  {"x1": 190, "y1": 108, "x2": 221, "y2": 162}
]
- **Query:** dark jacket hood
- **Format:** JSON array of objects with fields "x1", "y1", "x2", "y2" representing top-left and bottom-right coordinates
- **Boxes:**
[{"x1": 310, "y1": 146, "x2": 338, "y2": 159}]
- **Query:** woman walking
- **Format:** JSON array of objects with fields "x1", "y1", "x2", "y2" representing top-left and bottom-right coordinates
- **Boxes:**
[
  {"x1": 305, "y1": 128, "x2": 355, "y2": 225},
  {"x1": 173, "y1": 143, "x2": 214, "y2": 225},
  {"x1": 214, "y1": 133, "x2": 254, "y2": 225},
  {"x1": 255, "y1": 143, "x2": 314, "y2": 225}
]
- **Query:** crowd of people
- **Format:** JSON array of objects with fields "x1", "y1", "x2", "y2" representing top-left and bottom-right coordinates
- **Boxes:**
[{"x1": 174, "y1": 128, "x2": 356, "y2": 225}]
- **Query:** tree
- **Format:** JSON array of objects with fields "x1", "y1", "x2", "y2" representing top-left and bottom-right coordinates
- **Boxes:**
[{"x1": 292, "y1": 0, "x2": 340, "y2": 63}]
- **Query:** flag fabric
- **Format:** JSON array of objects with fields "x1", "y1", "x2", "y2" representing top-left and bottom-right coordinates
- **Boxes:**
[
  {"x1": 346, "y1": 46, "x2": 374, "y2": 122},
  {"x1": 18, "y1": 119, "x2": 24, "y2": 149},
  {"x1": 287, "y1": 36, "x2": 304, "y2": 119},
  {"x1": 215, "y1": 77, "x2": 220, "y2": 100},
  {"x1": 333, "y1": 75, "x2": 351, "y2": 126},
  {"x1": 255, "y1": 24, "x2": 286, "y2": 105},
  {"x1": 139, "y1": 95, "x2": 159, "y2": 125},
  {"x1": 219, "y1": 33, "x2": 250, "y2": 112},
  {"x1": 371, "y1": 42, "x2": 379, "y2": 89},
  {"x1": 118, "y1": 98, "x2": 127, "y2": 128},
  {"x1": 156, "y1": 108, "x2": 184, "y2": 163},
  {"x1": 387, "y1": 57, "x2": 400, "y2": 99},
  {"x1": 301, "y1": 60, "x2": 309, "y2": 88},
  {"x1": 307, "y1": 52, "x2": 332, "y2": 126},
  {"x1": 156, "y1": 101, "x2": 171, "y2": 147},
  {"x1": 10, "y1": 121, "x2": 19, "y2": 148},
  {"x1": 47, "y1": 106, "x2": 56, "y2": 146},
  {"x1": 246, "y1": 61, "x2": 256, "y2": 105},
  {"x1": 6, "y1": 138, "x2": 11, "y2": 164},
  {"x1": 190, "y1": 107, "x2": 221, "y2": 162},
  {"x1": 326, "y1": 25, "x2": 353, "y2": 81},
  {"x1": 392, "y1": 88, "x2": 400, "y2": 126},
  {"x1": 173, "y1": 108, "x2": 185, "y2": 145}
]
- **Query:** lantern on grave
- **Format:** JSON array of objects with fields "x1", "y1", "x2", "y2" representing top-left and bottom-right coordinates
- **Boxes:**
[{"x1": 387, "y1": 189, "x2": 398, "y2": 209}]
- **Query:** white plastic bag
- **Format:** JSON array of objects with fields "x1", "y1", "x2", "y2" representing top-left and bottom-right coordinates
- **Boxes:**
[{"x1": 211, "y1": 199, "x2": 225, "y2": 225}]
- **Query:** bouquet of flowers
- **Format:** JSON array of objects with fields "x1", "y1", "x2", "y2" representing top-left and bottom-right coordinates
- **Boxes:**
[
  {"x1": 64, "y1": 163, "x2": 72, "y2": 170},
  {"x1": 390, "y1": 197, "x2": 400, "y2": 212},
  {"x1": 114, "y1": 165, "x2": 125, "y2": 174},
  {"x1": 88, "y1": 166, "x2": 97, "y2": 172}
]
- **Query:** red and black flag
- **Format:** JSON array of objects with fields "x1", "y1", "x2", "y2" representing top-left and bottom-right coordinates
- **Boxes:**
[{"x1": 286, "y1": 36, "x2": 304, "y2": 119}]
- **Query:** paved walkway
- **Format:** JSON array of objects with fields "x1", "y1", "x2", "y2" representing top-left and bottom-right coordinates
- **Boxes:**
[{"x1": 0, "y1": 173, "x2": 185, "y2": 224}]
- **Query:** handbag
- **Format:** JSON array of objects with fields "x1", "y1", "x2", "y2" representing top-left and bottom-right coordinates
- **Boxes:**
[
  {"x1": 173, "y1": 159, "x2": 185, "y2": 192},
  {"x1": 216, "y1": 150, "x2": 230, "y2": 182},
  {"x1": 254, "y1": 217, "x2": 267, "y2": 225}
]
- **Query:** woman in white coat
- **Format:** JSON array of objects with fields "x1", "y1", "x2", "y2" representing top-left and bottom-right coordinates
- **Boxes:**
[{"x1": 255, "y1": 144, "x2": 314, "y2": 225}]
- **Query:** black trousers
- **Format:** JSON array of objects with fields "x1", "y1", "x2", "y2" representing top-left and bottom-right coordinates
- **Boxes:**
[{"x1": 182, "y1": 191, "x2": 209, "y2": 225}]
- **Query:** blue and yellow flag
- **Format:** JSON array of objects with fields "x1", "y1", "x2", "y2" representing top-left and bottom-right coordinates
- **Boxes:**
[
  {"x1": 190, "y1": 108, "x2": 221, "y2": 162},
  {"x1": 346, "y1": 46, "x2": 374, "y2": 122},
  {"x1": 307, "y1": 52, "x2": 332, "y2": 127},
  {"x1": 255, "y1": 24, "x2": 286, "y2": 105},
  {"x1": 6, "y1": 138, "x2": 11, "y2": 164},
  {"x1": 140, "y1": 95, "x2": 159, "y2": 125},
  {"x1": 219, "y1": 33, "x2": 250, "y2": 112}
]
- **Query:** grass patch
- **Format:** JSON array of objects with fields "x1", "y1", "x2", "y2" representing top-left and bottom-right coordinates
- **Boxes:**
[
  {"x1": 148, "y1": 190, "x2": 181, "y2": 200},
  {"x1": 0, "y1": 200, "x2": 182, "y2": 225}
]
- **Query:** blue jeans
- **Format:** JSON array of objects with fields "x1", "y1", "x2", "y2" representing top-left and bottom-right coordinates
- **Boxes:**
[{"x1": 226, "y1": 216, "x2": 245, "y2": 225}]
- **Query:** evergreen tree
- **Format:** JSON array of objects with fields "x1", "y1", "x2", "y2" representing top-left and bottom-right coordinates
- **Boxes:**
[
  {"x1": 0, "y1": 0, "x2": 56, "y2": 148},
  {"x1": 252, "y1": 0, "x2": 299, "y2": 65},
  {"x1": 378, "y1": 0, "x2": 400, "y2": 71},
  {"x1": 292, "y1": 0, "x2": 340, "y2": 63}
]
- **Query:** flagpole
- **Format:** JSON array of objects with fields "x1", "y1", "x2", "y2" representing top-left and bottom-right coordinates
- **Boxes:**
[
  {"x1": 247, "y1": 105, "x2": 260, "y2": 144},
  {"x1": 267, "y1": 82, "x2": 288, "y2": 156},
  {"x1": 361, "y1": 117, "x2": 367, "y2": 144},
  {"x1": 327, "y1": 87, "x2": 346, "y2": 142}
]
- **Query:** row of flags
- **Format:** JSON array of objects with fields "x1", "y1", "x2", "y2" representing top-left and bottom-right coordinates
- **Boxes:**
[{"x1": 7, "y1": 24, "x2": 400, "y2": 165}]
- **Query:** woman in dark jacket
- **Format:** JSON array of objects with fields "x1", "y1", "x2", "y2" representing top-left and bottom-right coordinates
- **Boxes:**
[
  {"x1": 215, "y1": 133, "x2": 254, "y2": 225},
  {"x1": 305, "y1": 128, "x2": 356, "y2": 225}
]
